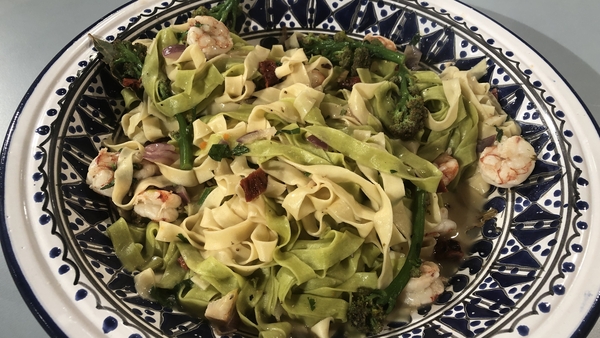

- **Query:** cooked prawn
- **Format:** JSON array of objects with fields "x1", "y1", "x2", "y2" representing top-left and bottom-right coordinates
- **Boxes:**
[
  {"x1": 478, "y1": 135, "x2": 536, "y2": 188},
  {"x1": 426, "y1": 207, "x2": 457, "y2": 237},
  {"x1": 400, "y1": 261, "x2": 445, "y2": 307},
  {"x1": 433, "y1": 152, "x2": 459, "y2": 187},
  {"x1": 133, "y1": 189, "x2": 182, "y2": 222},
  {"x1": 86, "y1": 148, "x2": 119, "y2": 197},
  {"x1": 364, "y1": 33, "x2": 397, "y2": 51},
  {"x1": 186, "y1": 16, "x2": 233, "y2": 59}
]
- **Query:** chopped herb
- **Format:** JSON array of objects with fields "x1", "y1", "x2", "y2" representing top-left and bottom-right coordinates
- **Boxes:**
[
  {"x1": 494, "y1": 126, "x2": 504, "y2": 142},
  {"x1": 303, "y1": 172, "x2": 312, "y2": 177},
  {"x1": 150, "y1": 286, "x2": 179, "y2": 308},
  {"x1": 177, "y1": 233, "x2": 190, "y2": 244},
  {"x1": 340, "y1": 109, "x2": 348, "y2": 116},
  {"x1": 410, "y1": 33, "x2": 422, "y2": 46},
  {"x1": 158, "y1": 79, "x2": 173, "y2": 101},
  {"x1": 101, "y1": 181, "x2": 115, "y2": 190},
  {"x1": 208, "y1": 143, "x2": 231, "y2": 161},
  {"x1": 390, "y1": 169, "x2": 398, "y2": 174},
  {"x1": 275, "y1": 128, "x2": 301, "y2": 135},
  {"x1": 232, "y1": 144, "x2": 250, "y2": 156},
  {"x1": 208, "y1": 143, "x2": 249, "y2": 161},
  {"x1": 197, "y1": 186, "x2": 216, "y2": 207},
  {"x1": 132, "y1": 163, "x2": 142, "y2": 170},
  {"x1": 308, "y1": 297, "x2": 316, "y2": 311}
]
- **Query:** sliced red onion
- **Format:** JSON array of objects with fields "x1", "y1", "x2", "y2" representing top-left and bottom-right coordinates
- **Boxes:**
[
  {"x1": 162, "y1": 44, "x2": 186, "y2": 59},
  {"x1": 307, "y1": 135, "x2": 328, "y2": 150},
  {"x1": 173, "y1": 185, "x2": 191, "y2": 205},
  {"x1": 404, "y1": 44, "x2": 423, "y2": 70},
  {"x1": 236, "y1": 127, "x2": 277, "y2": 144},
  {"x1": 144, "y1": 143, "x2": 179, "y2": 165},
  {"x1": 477, "y1": 135, "x2": 496, "y2": 153}
]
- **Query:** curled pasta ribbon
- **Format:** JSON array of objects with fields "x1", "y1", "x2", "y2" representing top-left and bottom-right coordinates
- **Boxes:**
[
  {"x1": 121, "y1": 100, "x2": 178, "y2": 143},
  {"x1": 425, "y1": 77, "x2": 461, "y2": 131},
  {"x1": 247, "y1": 83, "x2": 325, "y2": 132},
  {"x1": 215, "y1": 46, "x2": 271, "y2": 103},
  {"x1": 275, "y1": 48, "x2": 316, "y2": 88},
  {"x1": 277, "y1": 159, "x2": 405, "y2": 287},
  {"x1": 347, "y1": 82, "x2": 386, "y2": 125},
  {"x1": 441, "y1": 60, "x2": 520, "y2": 139}
]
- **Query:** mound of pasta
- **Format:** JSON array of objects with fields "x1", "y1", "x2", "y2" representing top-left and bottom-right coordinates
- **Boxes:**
[{"x1": 88, "y1": 3, "x2": 535, "y2": 337}]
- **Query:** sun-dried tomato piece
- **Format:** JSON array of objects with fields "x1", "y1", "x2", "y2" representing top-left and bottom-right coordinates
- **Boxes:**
[
  {"x1": 122, "y1": 77, "x2": 142, "y2": 90},
  {"x1": 434, "y1": 238, "x2": 464, "y2": 261},
  {"x1": 240, "y1": 168, "x2": 268, "y2": 202},
  {"x1": 258, "y1": 60, "x2": 279, "y2": 88},
  {"x1": 338, "y1": 76, "x2": 361, "y2": 90}
]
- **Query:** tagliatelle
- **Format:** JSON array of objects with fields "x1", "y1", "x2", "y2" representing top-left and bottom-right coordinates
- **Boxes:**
[{"x1": 92, "y1": 14, "x2": 525, "y2": 337}]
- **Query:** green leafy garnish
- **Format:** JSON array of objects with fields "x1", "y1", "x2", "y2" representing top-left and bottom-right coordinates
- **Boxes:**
[
  {"x1": 100, "y1": 181, "x2": 115, "y2": 190},
  {"x1": 275, "y1": 128, "x2": 301, "y2": 135},
  {"x1": 208, "y1": 144, "x2": 231, "y2": 161},
  {"x1": 232, "y1": 144, "x2": 250, "y2": 156},
  {"x1": 495, "y1": 126, "x2": 504, "y2": 142},
  {"x1": 89, "y1": 35, "x2": 147, "y2": 86},
  {"x1": 308, "y1": 297, "x2": 316, "y2": 311},
  {"x1": 208, "y1": 143, "x2": 249, "y2": 161}
]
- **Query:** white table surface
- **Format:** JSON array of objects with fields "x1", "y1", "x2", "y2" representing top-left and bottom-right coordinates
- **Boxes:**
[{"x1": 1, "y1": 0, "x2": 599, "y2": 337}]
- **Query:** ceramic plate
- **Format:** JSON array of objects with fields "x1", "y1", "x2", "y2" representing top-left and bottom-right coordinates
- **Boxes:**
[{"x1": 2, "y1": 0, "x2": 600, "y2": 337}]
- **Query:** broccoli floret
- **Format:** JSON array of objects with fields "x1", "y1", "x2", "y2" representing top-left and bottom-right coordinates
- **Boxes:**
[
  {"x1": 347, "y1": 188, "x2": 427, "y2": 335},
  {"x1": 192, "y1": 0, "x2": 242, "y2": 31},
  {"x1": 346, "y1": 287, "x2": 387, "y2": 335},
  {"x1": 301, "y1": 33, "x2": 380, "y2": 76},
  {"x1": 90, "y1": 35, "x2": 147, "y2": 88},
  {"x1": 351, "y1": 46, "x2": 371, "y2": 75},
  {"x1": 300, "y1": 33, "x2": 428, "y2": 140},
  {"x1": 375, "y1": 74, "x2": 428, "y2": 140}
]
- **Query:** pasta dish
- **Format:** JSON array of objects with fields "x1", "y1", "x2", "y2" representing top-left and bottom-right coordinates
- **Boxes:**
[{"x1": 86, "y1": 2, "x2": 536, "y2": 336}]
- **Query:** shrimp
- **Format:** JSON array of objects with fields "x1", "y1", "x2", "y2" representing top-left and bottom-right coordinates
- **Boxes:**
[
  {"x1": 133, "y1": 189, "x2": 182, "y2": 222},
  {"x1": 478, "y1": 135, "x2": 536, "y2": 188},
  {"x1": 400, "y1": 261, "x2": 445, "y2": 308},
  {"x1": 364, "y1": 33, "x2": 397, "y2": 51},
  {"x1": 86, "y1": 148, "x2": 119, "y2": 197},
  {"x1": 186, "y1": 16, "x2": 233, "y2": 59},
  {"x1": 433, "y1": 152, "x2": 459, "y2": 188},
  {"x1": 426, "y1": 207, "x2": 457, "y2": 237}
]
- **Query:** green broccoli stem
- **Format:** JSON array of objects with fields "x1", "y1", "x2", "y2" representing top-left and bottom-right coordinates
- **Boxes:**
[
  {"x1": 196, "y1": 0, "x2": 240, "y2": 31},
  {"x1": 215, "y1": 0, "x2": 238, "y2": 22},
  {"x1": 346, "y1": 188, "x2": 427, "y2": 334},
  {"x1": 175, "y1": 114, "x2": 193, "y2": 170},
  {"x1": 305, "y1": 38, "x2": 407, "y2": 67},
  {"x1": 379, "y1": 188, "x2": 426, "y2": 303}
]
